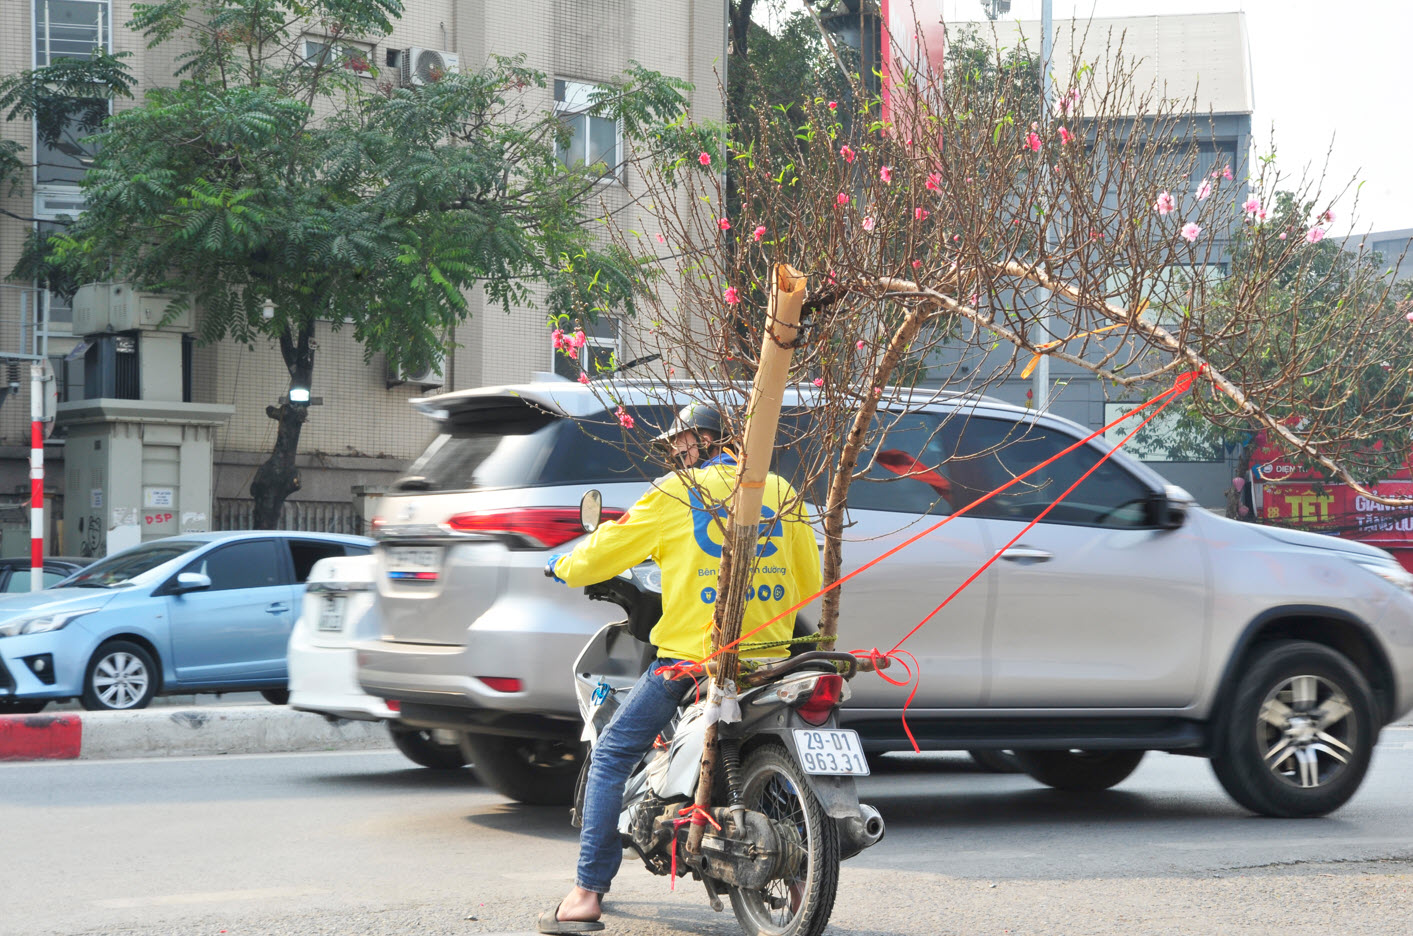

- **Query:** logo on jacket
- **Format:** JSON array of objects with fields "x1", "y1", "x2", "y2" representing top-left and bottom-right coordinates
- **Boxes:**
[{"x1": 689, "y1": 489, "x2": 780, "y2": 559}]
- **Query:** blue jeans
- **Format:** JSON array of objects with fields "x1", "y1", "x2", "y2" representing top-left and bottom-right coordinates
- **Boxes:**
[{"x1": 576, "y1": 659, "x2": 696, "y2": 894}]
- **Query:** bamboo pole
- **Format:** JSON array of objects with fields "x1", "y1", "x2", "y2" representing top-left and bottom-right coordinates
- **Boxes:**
[{"x1": 686, "y1": 263, "x2": 807, "y2": 855}]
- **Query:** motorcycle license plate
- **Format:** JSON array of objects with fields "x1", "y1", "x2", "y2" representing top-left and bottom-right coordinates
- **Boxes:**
[
  {"x1": 793, "y1": 729, "x2": 870, "y2": 776},
  {"x1": 317, "y1": 595, "x2": 346, "y2": 632}
]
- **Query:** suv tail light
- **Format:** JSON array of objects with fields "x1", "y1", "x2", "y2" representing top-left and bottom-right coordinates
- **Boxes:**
[
  {"x1": 443, "y1": 508, "x2": 624, "y2": 549},
  {"x1": 795, "y1": 673, "x2": 845, "y2": 726},
  {"x1": 478, "y1": 677, "x2": 523, "y2": 693}
]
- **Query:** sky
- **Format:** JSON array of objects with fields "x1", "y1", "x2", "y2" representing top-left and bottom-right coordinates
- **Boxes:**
[{"x1": 760, "y1": 1, "x2": 1410, "y2": 236}]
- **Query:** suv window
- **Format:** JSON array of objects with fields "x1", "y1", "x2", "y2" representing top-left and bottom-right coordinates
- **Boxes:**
[
  {"x1": 539, "y1": 406, "x2": 676, "y2": 485},
  {"x1": 181, "y1": 540, "x2": 284, "y2": 591},
  {"x1": 952, "y1": 417, "x2": 1155, "y2": 527},
  {"x1": 401, "y1": 402, "x2": 559, "y2": 492},
  {"x1": 288, "y1": 540, "x2": 349, "y2": 583}
]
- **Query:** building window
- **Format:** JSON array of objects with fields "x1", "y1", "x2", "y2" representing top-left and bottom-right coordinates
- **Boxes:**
[
  {"x1": 35, "y1": 0, "x2": 108, "y2": 66},
  {"x1": 34, "y1": 2, "x2": 111, "y2": 186},
  {"x1": 554, "y1": 79, "x2": 621, "y2": 179},
  {"x1": 300, "y1": 37, "x2": 373, "y2": 76},
  {"x1": 554, "y1": 336, "x2": 617, "y2": 381}
]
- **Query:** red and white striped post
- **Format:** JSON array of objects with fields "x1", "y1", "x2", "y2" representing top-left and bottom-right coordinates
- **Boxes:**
[{"x1": 30, "y1": 362, "x2": 45, "y2": 592}]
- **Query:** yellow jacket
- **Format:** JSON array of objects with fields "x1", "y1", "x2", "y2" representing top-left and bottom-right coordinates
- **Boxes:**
[{"x1": 553, "y1": 455, "x2": 821, "y2": 661}]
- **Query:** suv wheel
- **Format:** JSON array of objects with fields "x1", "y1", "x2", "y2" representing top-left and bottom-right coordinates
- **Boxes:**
[
  {"x1": 1014, "y1": 749, "x2": 1146, "y2": 791},
  {"x1": 1210, "y1": 640, "x2": 1376, "y2": 818},
  {"x1": 389, "y1": 724, "x2": 467, "y2": 770},
  {"x1": 459, "y1": 733, "x2": 586, "y2": 805}
]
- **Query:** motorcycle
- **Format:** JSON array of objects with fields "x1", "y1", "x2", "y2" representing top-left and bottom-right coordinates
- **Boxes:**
[{"x1": 563, "y1": 491, "x2": 885, "y2": 936}]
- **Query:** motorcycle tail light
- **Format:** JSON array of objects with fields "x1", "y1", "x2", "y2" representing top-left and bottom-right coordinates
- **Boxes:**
[
  {"x1": 443, "y1": 508, "x2": 624, "y2": 549},
  {"x1": 795, "y1": 673, "x2": 845, "y2": 726},
  {"x1": 478, "y1": 677, "x2": 523, "y2": 693}
]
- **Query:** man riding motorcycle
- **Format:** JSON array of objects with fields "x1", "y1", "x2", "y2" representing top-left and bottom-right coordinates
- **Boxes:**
[{"x1": 538, "y1": 403, "x2": 822, "y2": 934}]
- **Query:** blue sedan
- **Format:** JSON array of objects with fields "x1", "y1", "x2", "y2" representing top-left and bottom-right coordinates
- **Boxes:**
[{"x1": 0, "y1": 531, "x2": 371, "y2": 712}]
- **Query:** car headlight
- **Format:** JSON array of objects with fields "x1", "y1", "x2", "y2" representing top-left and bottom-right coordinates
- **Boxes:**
[
  {"x1": 1352, "y1": 559, "x2": 1413, "y2": 595},
  {"x1": 0, "y1": 608, "x2": 100, "y2": 638}
]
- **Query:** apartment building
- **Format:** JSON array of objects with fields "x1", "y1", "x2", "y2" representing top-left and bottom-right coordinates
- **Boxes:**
[{"x1": 0, "y1": 1, "x2": 726, "y2": 552}]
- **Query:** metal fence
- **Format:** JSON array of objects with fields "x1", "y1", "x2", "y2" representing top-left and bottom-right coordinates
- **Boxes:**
[{"x1": 214, "y1": 498, "x2": 364, "y2": 536}]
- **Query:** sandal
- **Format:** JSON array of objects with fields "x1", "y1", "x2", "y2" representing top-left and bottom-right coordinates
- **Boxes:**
[{"x1": 535, "y1": 902, "x2": 605, "y2": 934}]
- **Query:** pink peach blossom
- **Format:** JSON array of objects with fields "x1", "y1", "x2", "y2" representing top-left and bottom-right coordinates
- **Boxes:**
[
  {"x1": 724, "y1": 286, "x2": 741, "y2": 304},
  {"x1": 856, "y1": 340, "x2": 865, "y2": 350},
  {"x1": 655, "y1": 232, "x2": 665, "y2": 243},
  {"x1": 1154, "y1": 191, "x2": 1176, "y2": 215},
  {"x1": 577, "y1": 373, "x2": 590, "y2": 384},
  {"x1": 914, "y1": 207, "x2": 929, "y2": 220},
  {"x1": 1242, "y1": 196, "x2": 1261, "y2": 216},
  {"x1": 615, "y1": 407, "x2": 634, "y2": 429},
  {"x1": 879, "y1": 165, "x2": 893, "y2": 183},
  {"x1": 836, "y1": 192, "x2": 849, "y2": 205},
  {"x1": 1279, "y1": 232, "x2": 1287, "y2": 240},
  {"x1": 698, "y1": 152, "x2": 711, "y2": 166},
  {"x1": 1222, "y1": 165, "x2": 1233, "y2": 181},
  {"x1": 717, "y1": 217, "x2": 731, "y2": 231},
  {"x1": 862, "y1": 216, "x2": 875, "y2": 232},
  {"x1": 926, "y1": 172, "x2": 941, "y2": 190},
  {"x1": 1025, "y1": 131, "x2": 1042, "y2": 152},
  {"x1": 1306, "y1": 227, "x2": 1326, "y2": 244},
  {"x1": 1058, "y1": 126, "x2": 1073, "y2": 145},
  {"x1": 911, "y1": 259, "x2": 922, "y2": 268},
  {"x1": 752, "y1": 225, "x2": 766, "y2": 241},
  {"x1": 1196, "y1": 180, "x2": 1212, "y2": 201},
  {"x1": 840, "y1": 145, "x2": 856, "y2": 164},
  {"x1": 572, "y1": 330, "x2": 587, "y2": 349},
  {"x1": 812, "y1": 377, "x2": 824, "y2": 387},
  {"x1": 1406, "y1": 310, "x2": 1413, "y2": 323},
  {"x1": 828, "y1": 100, "x2": 838, "y2": 110},
  {"x1": 1180, "y1": 221, "x2": 1202, "y2": 242},
  {"x1": 1321, "y1": 209, "x2": 1336, "y2": 224}
]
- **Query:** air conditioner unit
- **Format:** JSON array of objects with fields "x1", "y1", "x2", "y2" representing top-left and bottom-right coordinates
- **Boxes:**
[
  {"x1": 387, "y1": 352, "x2": 445, "y2": 389},
  {"x1": 401, "y1": 47, "x2": 459, "y2": 86}
]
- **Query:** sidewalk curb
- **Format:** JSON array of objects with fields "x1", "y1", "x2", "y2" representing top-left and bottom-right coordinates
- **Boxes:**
[{"x1": 0, "y1": 706, "x2": 393, "y2": 761}]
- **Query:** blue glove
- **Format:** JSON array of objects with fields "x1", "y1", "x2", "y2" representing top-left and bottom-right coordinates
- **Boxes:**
[{"x1": 545, "y1": 555, "x2": 567, "y2": 584}]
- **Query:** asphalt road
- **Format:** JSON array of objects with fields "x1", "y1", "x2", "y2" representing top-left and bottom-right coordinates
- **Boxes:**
[{"x1": 4, "y1": 733, "x2": 1413, "y2": 936}]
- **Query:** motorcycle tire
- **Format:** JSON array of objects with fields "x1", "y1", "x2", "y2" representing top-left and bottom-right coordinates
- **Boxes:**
[{"x1": 727, "y1": 742, "x2": 840, "y2": 936}]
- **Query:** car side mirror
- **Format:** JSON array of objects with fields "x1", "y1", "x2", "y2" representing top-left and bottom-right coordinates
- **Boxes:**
[
  {"x1": 174, "y1": 572, "x2": 212, "y2": 592},
  {"x1": 580, "y1": 489, "x2": 604, "y2": 534},
  {"x1": 1147, "y1": 492, "x2": 1187, "y2": 530}
]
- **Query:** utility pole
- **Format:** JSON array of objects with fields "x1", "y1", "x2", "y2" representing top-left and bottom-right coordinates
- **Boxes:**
[
  {"x1": 30, "y1": 290, "x2": 51, "y2": 591},
  {"x1": 1032, "y1": 0, "x2": 1054, "y2": 413}
]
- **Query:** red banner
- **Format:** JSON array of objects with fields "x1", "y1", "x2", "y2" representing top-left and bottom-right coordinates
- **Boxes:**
[{"x1": 1259, "y1": 481, "x2": 1413, "y2": 546}]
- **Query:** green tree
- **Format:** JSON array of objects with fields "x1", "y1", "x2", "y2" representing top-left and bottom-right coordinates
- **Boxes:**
[{"x1": 6, "y1": 0, "x2": 703, "y2": 527}]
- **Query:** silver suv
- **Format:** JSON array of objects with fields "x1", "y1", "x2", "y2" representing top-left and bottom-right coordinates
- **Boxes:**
[{"x1": 357, "y1": 380, "x2": 1413, "y2": 817}]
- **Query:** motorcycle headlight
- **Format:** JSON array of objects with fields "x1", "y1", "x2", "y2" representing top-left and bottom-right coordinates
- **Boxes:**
[
  {"x1": 0, "y1": 608, "x2": 100, "y2": 638},
  {"x1": 1352, "y1": 558, "x2": 1413, "y2": 595}
]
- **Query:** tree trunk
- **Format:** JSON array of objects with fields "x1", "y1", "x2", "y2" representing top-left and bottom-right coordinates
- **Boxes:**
[
  {"x1": 818, "y1": 302, "x2": 939, "y2": 648},
  {"x1": 250, "y1": 320, "x2": 316, "y2": 530}
]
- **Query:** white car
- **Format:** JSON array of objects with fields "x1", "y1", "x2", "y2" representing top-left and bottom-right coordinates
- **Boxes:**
[{"x1": 288, "y1": 554, "x2": 465, "y2": 769}]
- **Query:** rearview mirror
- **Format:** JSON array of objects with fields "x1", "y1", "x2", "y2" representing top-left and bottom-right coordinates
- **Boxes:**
[
  {"x1": 580, "y1": 489, "x2": 604, "y2": 534},
  {"x1": 174, "y1": 572, "x2": 212, "y2": 592}
]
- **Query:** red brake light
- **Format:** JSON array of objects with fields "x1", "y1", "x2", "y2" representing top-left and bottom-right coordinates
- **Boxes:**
[
  {"x1": 443, "y1": 508, "x2": 624, "y2": 549},
  {"x1": 795, "y1": 674, "x2": 844, "y2": 726},
  {"x1": 386, "y1": 699, "x2": 401, "y2": 713},
  {"x1": 478, "y1": 677, "x2": 523, "y2": 693}
]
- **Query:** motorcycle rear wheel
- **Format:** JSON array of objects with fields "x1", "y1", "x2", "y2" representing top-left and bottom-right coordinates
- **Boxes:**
[{"x1": 728, "y1": 743, "x2": 840, "y2": 936}]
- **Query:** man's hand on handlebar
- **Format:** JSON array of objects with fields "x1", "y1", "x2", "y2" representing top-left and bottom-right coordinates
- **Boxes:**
[{"x1": 545, "y1": 555, "x2": 567, "y2": 584}]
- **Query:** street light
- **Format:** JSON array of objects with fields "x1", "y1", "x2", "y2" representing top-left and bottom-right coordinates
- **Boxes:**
[{"x1": 288, "y1": 386, "x2": 311, "y2": 404}]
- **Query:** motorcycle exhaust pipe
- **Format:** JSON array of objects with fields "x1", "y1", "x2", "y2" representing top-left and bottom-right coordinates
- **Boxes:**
[{"x1": 838, "y1": 803, "x2": 886, "y2": 860}]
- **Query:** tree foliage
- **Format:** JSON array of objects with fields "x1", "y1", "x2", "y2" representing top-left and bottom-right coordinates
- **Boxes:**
[{"x1": 6, "y1": 0, "x2": 708, "y2": 526}]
